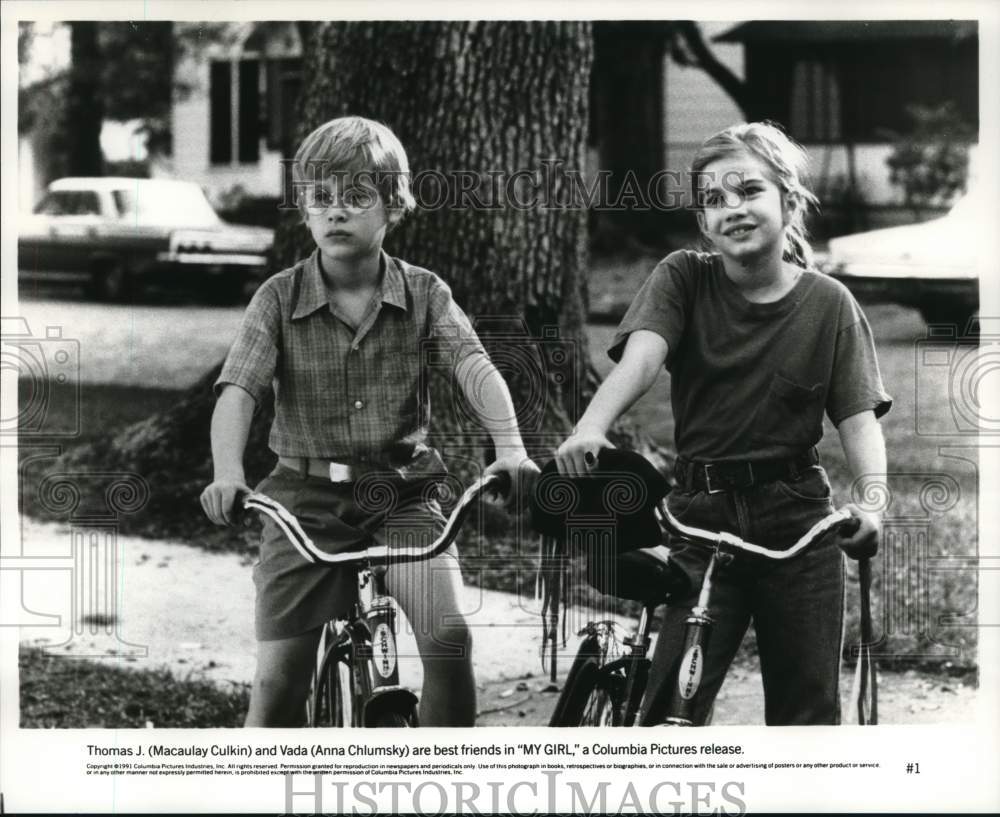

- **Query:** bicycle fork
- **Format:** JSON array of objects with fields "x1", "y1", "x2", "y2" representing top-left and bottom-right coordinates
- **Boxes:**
[
  {"x1": 356, "y1": 569, "x2": 419, "y2": 726},
  {"x1": 663, "y1": 549, "x2": 729, "y2": 726}
]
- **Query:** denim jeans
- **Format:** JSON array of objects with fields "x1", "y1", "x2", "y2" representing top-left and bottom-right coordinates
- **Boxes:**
[{"x1": 643, "y1": 464, "x2": 846, "y2": 725}]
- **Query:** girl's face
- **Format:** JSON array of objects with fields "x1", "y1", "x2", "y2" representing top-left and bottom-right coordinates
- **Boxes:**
[{"x1": 696, "y1": 150, "x2": 791, "y2": 265}]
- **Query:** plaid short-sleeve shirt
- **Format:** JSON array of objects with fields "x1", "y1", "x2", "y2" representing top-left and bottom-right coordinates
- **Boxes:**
[{"x1": 216, "y1": 249, "x2": 488, "y2": 476}]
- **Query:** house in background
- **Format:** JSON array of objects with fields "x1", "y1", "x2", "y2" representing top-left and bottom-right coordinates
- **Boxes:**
[
  {"x1": 161, "y1": 21, "x2": 304, "y2": 204},
  {"x1": 672, "y1": 20, "x2": 979, "y2": 228}
]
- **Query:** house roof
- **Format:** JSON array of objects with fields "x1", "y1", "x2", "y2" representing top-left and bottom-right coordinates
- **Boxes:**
[{"x1": 714, "y1": 20, "x2": 977, "y2": 43}]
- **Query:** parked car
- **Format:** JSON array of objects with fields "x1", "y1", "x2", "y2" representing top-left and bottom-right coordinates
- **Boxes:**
[
  {"x1": 818, "y1": 189, "x2": 980, "y2": 329},
  {"x1": 18, "y1": 177, "x2": 274, "y2": 302}
]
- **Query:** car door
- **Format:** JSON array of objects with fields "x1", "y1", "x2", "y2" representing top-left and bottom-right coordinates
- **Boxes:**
[{"x1": 19, "y1": 190, "x2": 100, "y2": 282}]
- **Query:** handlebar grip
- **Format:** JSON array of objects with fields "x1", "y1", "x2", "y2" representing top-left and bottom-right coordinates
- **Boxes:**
[
  {"x1": 839, "y1": 516, "x2": 862, "y2": 537},
  {"x1": 487, "y1": 470, "x2": 513, "y2": 500}
]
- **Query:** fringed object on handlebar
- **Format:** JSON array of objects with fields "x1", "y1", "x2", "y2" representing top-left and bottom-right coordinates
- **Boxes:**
[{"x1": 538, "y1": 534, "x2": 571, "y2": 683}]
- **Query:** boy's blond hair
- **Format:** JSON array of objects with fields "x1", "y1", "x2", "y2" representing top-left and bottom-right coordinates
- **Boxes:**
[{"x1": 292, "y1": 116, "x2": 417, "y2": 222}]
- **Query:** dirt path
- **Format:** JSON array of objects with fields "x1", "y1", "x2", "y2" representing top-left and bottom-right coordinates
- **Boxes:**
[{"x1": 16, "y1": 519, "x2": 976, "y2": 727}]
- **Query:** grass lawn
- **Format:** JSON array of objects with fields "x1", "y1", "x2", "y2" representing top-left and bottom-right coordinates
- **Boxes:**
[{"x1": 19, "y1": 646, "x2": 249, "y2": 728}]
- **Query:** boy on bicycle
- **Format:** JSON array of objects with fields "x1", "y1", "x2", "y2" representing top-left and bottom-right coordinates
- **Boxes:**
[{"x1": 201, "y1": 116, "x2": 539, "y2": 727}]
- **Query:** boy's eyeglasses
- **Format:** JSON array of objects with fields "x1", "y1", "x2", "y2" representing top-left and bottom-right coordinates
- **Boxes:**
[{"x1": 300, "y1": 187, "x2": 380, "y2": 213}]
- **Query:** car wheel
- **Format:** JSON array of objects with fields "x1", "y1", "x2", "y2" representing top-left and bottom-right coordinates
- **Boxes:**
[{"x1": 88, "y1": 259, "x2": 132, "y2": 303}]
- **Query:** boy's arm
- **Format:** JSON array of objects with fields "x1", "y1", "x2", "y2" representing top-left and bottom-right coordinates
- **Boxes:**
[
  {"x1": 556, "y1": 329, "x2": 668, "y2": 477},
  {"x1": 200, "y1": 385, "x2": 256, "y2": 525},
  {"x1": 454, "y1": 354, "x2": 539, "y2": 502},
  {"x1": 836, "y1": 409, "x2": 887, "y2": 559}
]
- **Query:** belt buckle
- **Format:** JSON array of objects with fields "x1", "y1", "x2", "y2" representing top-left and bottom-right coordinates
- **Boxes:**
[
  {"x1": 703, "y1": 464, "x2": 725, "y2": 495},
  {"x1": 328, "y1": 462, "x2": 352, "y2": 482},
  {"x1": 704, "y1": 462, "x2": 754, "y2": 494}
]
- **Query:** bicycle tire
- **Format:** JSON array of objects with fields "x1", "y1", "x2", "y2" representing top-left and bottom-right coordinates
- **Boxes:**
[
  {"x1": 550, "y1": 657, "x2": 622, "y2": 727},
  {"x1": 370, "y1": 708, "x2": 417, "y2": 728},
  {"x1": 310, "y1": 643, "x2": 351, "y2": 727}
]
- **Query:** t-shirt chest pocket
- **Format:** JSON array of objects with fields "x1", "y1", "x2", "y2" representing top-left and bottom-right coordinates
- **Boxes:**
[{"x1": 750, "y1": 373, "x2": 825, "y2": 448}]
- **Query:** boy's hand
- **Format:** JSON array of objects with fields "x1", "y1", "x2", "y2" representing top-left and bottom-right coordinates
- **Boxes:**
[
  {"x1": 837, "y1": 503, "x2": 880, "y2": 560},
  {"x1": 555, "y1": 427, "x2": 615, "y2": 477},
  {"x1": 200, "y1": 479, "x2": 251, "y2": 526},
  {"x1": 484, "y1": 453, "x2": 540, "y2": 510}
]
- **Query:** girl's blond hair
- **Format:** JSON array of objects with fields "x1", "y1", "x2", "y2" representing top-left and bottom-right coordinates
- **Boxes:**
[{"x1": 691, "y1": 121, "x2": 819, "y2": 268}]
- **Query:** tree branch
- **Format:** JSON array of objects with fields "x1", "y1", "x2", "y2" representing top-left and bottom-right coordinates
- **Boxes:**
[{"x1": 673, "y1": 21, "x2": 751, "y2": 119}]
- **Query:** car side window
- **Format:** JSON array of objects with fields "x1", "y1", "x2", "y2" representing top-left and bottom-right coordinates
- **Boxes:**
[
  {"x1": 76, "y1": 192, "x2": 101, "y2": 216},
  {"x1": 34, "y1": 192, "x2": 72, "y2": 216},
  {"x1": 112, "y1": 190, "x2": 137, "y2": 218}
]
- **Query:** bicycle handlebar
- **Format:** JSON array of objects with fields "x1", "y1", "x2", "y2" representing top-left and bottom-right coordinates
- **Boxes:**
[
  {"x1": 658, "y1": 500, "x2": 857, "y2": 560},
  {"x1": 242, "y1": 471, "x2": 510, "y2": 567}
]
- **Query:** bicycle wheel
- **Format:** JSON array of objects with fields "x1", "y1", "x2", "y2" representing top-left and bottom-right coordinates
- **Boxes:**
[
  {"x1": 310, "y1": 638, "x2": 352, "y2": 727},
  {"x1": 370, "y1": 708, "x2": 417, "y2": 728},
  {"x1": 550, "y1": 656, "x2": 623, "y2": 726}
]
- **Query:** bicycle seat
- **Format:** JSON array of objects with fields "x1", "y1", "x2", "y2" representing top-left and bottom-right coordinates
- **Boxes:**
[
  {"x1": 530, "y1": 449, "x2": 670, "y2": 553},
  {"x1": 585, "y1": 545, "x2": 691, "y2": 604}
]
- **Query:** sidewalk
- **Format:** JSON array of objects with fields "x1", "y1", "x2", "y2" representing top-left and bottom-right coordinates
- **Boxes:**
[{"x1": 13, "y1": 519, "x2": 605, "y2": 692}]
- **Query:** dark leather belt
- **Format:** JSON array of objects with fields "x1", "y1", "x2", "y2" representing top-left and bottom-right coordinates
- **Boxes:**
[
  {"x1": 673, "y1": 448, "x2": 819, "y2": 494},
  {"x1": 278, "y1": 456, "x2": 354, "y2": 482}
]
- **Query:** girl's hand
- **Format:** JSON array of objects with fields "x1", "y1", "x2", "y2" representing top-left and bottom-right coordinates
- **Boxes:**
[
  {"x1": 838, "y1": 503, "x2": 880, "y2": 560},
  {"x1": 200, "y1": 478, "x2": 251, "y2": 526},
  {"x1": 484, "y1": 452, "x2": 540, "y2": 510},
  {"x1": 555, "y1": 427, "x2": 615, "y2": 478}
]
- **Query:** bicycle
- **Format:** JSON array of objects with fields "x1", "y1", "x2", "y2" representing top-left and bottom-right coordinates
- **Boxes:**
[
  {"x1": 241, "y1": 471, "x2": 509, "y2": 727},
  {"x1": 549, "y1": 495, "x2": 861, "y2": 727}
]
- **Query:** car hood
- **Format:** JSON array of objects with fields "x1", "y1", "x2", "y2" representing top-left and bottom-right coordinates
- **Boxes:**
[{"x1": 827, "y1": 214, "x2": 976, "y2": 279}]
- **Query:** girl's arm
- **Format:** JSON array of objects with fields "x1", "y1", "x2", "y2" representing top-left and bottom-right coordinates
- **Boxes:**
[
  {"x1": 556, "y1": 329, "x2": 669, "y2": 476},
  {"x1": 837, "y1": 409, "x2": 887, "y2": 558}
]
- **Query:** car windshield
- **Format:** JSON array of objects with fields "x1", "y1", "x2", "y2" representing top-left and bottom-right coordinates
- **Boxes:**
[{"x1": 111, "y1": 184, "x2": 222, "y2": 227}]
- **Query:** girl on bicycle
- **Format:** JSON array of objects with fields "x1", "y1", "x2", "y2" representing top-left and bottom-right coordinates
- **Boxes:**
[{"x1": 555, "y1": 121, "x2": 890, "y2": 725}]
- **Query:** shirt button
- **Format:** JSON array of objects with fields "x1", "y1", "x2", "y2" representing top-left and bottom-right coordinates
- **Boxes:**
[{"x1": 354, "y1": 400, "x2": 364, "y2": 410}]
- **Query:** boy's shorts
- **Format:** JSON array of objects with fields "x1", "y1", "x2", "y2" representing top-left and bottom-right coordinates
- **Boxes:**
[{"x1": 251, "y1": 464, "x2": 448, "y2": 641}]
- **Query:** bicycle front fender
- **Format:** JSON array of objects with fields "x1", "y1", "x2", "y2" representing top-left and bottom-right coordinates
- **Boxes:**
[{"x1": 362, "y1": 686, "x2": 419, "y2": 727}]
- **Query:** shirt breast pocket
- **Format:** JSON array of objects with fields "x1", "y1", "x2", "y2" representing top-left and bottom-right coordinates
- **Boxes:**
[{"x1": 751, "y1": 373, "x2": 825, "y2": 448}]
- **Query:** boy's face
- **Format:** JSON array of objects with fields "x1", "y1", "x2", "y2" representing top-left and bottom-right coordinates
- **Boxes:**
[
  {"x1": 300, "y1": 171, "x2": 401, "y2": 270},
  {"x1": 695, "y1": 151, "x2": 791, "y2": 265}
]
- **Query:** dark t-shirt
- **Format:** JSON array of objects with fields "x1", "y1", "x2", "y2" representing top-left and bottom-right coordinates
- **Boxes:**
[{"x1": 609, "y1": 250, "x2": 892, "y2": 461}]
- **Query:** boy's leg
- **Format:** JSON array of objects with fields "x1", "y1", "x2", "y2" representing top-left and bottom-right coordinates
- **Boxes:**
[
  {"x1": 752, "y1": 538, "x2": 845, "y2": 725},
  {"x1": 385, "y1": 544, "x2": 476, "y2": 726},
  {"x1": 245, "y1": 628, "x2": 322, "y2": 727}
]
